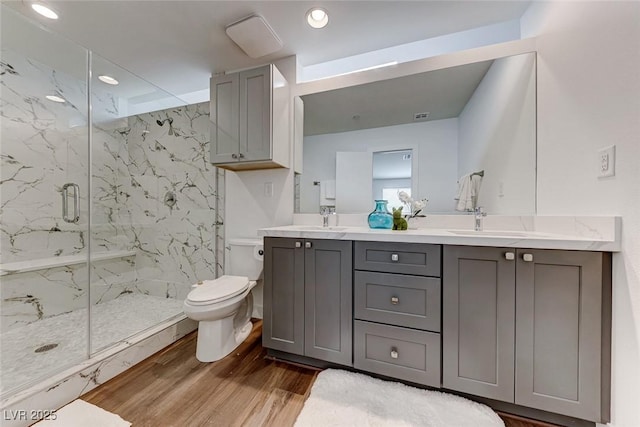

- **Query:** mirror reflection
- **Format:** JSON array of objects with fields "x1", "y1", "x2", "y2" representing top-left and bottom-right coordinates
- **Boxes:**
[
  {"x1": 372, "y1": 150, "x2": 412, "y2": 211},
  {"x1": 296, "y1": 52, "x2": 536, "y2": 215}
]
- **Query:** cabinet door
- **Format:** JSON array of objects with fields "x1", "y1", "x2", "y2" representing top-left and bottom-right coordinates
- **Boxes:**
[
  {"x1": 304, "y1": 239, "x2": 353, "y2": 365},
  {"x1": 210, "y1": 73, "x2": 239, "y2": 164},
  {"x1": 516, "y1": 250, "x2": 608, "y2": 422},
  {"x1": 239, "y1": 65, "x2": 271, "y2": 162},
  {"x1": 443, "y1": 246, "x2": 516, "y2": 402},
  {"x1": 263, "y1": 237, "x2": 305, "y2": 355}
]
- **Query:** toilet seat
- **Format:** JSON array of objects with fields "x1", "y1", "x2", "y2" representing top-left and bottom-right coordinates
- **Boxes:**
[{"x1": 186, "y1": 275, "x2": 249, "y2": 306}]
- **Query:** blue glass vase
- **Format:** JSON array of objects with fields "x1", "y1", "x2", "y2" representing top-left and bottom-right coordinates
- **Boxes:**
[{"x1": 368, "y1": 200, "x2": 393, "y2": 229}]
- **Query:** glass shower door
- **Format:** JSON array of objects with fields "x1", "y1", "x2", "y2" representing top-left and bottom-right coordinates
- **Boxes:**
[{"x1": 0, "y1": 5, "x2": 90, "y2": 397}]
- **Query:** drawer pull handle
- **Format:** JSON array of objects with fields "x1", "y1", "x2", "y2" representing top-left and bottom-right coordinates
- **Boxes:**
[
  {"x1": 295, "y1": 241, "x2": 302, "y2": 248},
  {"x1": 390, "y1": 348, "x2": 399, "y2": 359},
  {"x1": 391, "y1": 296, "x2": 399, "y2": 305},
  {"x1": 505, "y1": 252, "x2": 515, "y2": 260},
  {"x1": 305, "y1": 242, "x2": 312, "y2": 249},
  {"x1": 523, "y1": 253, "x2": 534, "y2": 262},
  {"x1": 391, "y1": 253, "x2": 399, "y2": 262}
]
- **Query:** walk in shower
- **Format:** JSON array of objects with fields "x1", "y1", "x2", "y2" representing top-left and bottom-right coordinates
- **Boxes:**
[{"x1": 1, "y1": 6, "x2": 222, "y2": 401}]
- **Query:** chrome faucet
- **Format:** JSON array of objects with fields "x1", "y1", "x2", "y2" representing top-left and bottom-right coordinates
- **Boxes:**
[
  {"x1": 320, "y1": 205, "x2": 336, "y2": 227},
  {"x1": 474, "y1": 206, "x2": 487, "y2": 231}
]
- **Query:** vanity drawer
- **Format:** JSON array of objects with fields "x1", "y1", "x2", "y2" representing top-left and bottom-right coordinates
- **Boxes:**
[
  {"x1": 354, "y1": 241, "x2": 441, "y2": 277},
  {"x1": 354, "y1": 320, "x2": 441, "y2": 387},
  {"x1": 354, "y1": 271, "x2": 441, "y2": 332}
]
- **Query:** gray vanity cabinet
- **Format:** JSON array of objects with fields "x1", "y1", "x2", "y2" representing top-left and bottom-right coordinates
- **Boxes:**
[
  {"x1": 442, "y1": 246, "x2": 516, "y2": 402},
  {"x1": 515, "y1": 249, "x2": 611, "y2": 422},
  {"x1": 210, "y1": 64, "x2": 289, "y2": 170},
  {"x1": 304, "y1": 239, "x2": 353, "y2": 365},
  {"x1": 353, "y1": 241, "x2": 442, "y2": 387},
  {"x1": 443, "y1": 246, "x2": 611, "y2": 423},
  {"x1": 263, "y1": 237, "x2": 353, "y2": 365},
  {"x1": 263, "y1": 237, "x2": 305, "y2": 355}
]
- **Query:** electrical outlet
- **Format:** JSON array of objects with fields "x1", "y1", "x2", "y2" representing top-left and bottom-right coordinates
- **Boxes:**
[{"x1": 598, "y1": 145, "x2": 616, "y2": 178}]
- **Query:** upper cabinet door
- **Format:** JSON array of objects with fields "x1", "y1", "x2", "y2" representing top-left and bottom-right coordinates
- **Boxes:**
[
  {"x1": 210, "y1": 73, "x2": 239, "y2": 164},
  {"x1": 442, "y1": 245, "x2": 516, "y2": 403},
  {"x1": 515, "y1": 249, "x2": 610, "y2": 422},
  {"x1": 239, "y1": 65, "x2": 272, "y2": 162}
]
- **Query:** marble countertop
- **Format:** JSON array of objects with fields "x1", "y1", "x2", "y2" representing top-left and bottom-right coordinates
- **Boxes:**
[{"x1": 257, "y1": 223, "x2": 621, "y2": 252}]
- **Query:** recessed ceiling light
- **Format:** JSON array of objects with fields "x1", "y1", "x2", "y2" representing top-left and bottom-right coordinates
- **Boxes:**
[
  {"x1": 306, "y1": 8, "x2": 328, "y2": 29},
  {"x1": 45, "y1": 95, "x2": 65, "y2": 103},
  {"x1": 31, "y1": 3, "x2": 59, "y2": 20},
  {"x1": 98, "y1": 75, "x2": 119, "y2": 85}
]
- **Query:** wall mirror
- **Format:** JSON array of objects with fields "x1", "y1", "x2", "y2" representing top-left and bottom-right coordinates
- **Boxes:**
[{"x1": 295, "y1": 52, "x2": 536, "y2": 215}]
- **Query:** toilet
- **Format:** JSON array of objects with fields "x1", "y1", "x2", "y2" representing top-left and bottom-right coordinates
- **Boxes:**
[{"x1": 183, "y1": 238, "x2": 263, "y2": 362}]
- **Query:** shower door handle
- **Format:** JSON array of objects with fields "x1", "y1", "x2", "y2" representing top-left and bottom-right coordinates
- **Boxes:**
[{"x1": 62, "y1": 183, "x2": 80, "y2": 223}]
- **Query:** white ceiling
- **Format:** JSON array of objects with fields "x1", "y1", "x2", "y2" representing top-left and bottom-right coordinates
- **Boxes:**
[
  {"x1": 5, "y1": 1, "x2": 531, "y2": 100},
  {"x1": 301, "y1": 59, "x2": 493, "y2": 135}
]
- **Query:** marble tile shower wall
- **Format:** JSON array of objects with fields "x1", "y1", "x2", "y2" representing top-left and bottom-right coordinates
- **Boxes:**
[
  {"x1": 1, "y1": 50, "x2": 222, "y2": 333},
  {"x1": 94, "y1": 102, "x2": 222, "y2": 302}
]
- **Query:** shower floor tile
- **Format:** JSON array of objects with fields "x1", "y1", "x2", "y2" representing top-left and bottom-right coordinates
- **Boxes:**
[{"x1": 1, "y1": 294, "x2": 184, "y2": 396}]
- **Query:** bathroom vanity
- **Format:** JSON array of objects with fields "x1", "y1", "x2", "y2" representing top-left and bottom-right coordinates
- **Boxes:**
[{"x1": 258, "y1": 222, "x2": 618, "y2": 425}]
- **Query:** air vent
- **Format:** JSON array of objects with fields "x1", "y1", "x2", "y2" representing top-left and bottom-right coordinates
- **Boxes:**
[
  {"x1": 413, "y1": 112, "x2": 430, "y2": 121},
  {"x1": 226, "y1": 15, "x2": 283, "y2": 59}
]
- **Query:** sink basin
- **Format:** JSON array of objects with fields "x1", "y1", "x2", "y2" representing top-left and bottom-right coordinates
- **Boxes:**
[
  {"x1": 448, "y1": 230, "x2": 531, "y2": 238},
  {"x1": 291, "y1": 225, "x2": 348, "y2": 231}
]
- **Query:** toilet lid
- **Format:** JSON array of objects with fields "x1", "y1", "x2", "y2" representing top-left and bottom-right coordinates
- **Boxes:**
[{"x1": 187, "y1": 275, "x2": 249, "y2": 304}]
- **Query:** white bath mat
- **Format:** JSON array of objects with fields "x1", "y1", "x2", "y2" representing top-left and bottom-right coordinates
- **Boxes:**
[
  {"x1": 295, "y1": 369, "x2": 504, "y2": 427},
  {"x1": 33, "y1": 399, "x2": 131, "y2": 427}
]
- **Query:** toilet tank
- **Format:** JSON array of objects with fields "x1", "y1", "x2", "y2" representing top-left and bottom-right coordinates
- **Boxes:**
[{"x1": 228, "y1": 238, "x2": 263, "y2": 280}]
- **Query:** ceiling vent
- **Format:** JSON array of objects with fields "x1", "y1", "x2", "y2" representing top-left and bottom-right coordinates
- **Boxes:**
[
  {"x1": 413, "y1": 112, "x2": 430, "y2": 121},
  {"x1": 225, "y1": 15, "x2": 283, "y2": 59}
]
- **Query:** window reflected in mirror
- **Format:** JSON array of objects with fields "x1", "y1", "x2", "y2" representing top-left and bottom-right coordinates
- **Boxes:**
[{"x1": 373, "y1": 150, "x2": 412, "y2": 211}]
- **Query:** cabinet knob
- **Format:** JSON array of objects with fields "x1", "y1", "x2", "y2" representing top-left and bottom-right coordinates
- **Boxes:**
[
  {"x1": 238, "y1": 153, "x2": 245, "y2": 159},
  {"x1": 391, "y1": 296, "x2": 399, "y2": 305},
  {"x1": 391, "y1": 253, "x2": 399, "y2": 262},
  {"x1": 295, "y1": 241, "x2": 302, "y2": 248},
  {"x1": 390, "y1": 348, "x2": 399, "y2": 359},
  {"x1": 231, "y1": 153, "x2": 238, "y2": 159},
  {"x1": 305, "y1": 241, "x2": 312, "y2": 249},
  {"x1": 523, "y1": 253, "x2": 534, "y2": 262},
  {"x1": 505, "y1": 252, "x2": 515, "y2": 261}
]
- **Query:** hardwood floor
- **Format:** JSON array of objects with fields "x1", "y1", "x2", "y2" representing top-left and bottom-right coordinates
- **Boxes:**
[{"x1": 83, "y1": 321, "x2": 556, "y2": 427}]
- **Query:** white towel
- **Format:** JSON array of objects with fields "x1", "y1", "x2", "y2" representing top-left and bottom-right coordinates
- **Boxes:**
[
  {"x1": 319, "y1": 180, "x2": 336, "y2": 206},
  {"x1": 455, "y1": 174, "x2": 482, "y2": 211},
  {"x1": 321, "y1": 180, "x2": 336, "y2": 199}
]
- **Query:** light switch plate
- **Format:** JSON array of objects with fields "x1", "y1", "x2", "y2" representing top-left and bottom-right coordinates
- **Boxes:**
[
  {"x1": 598, "y1": 145, "x2": 615, "y2": 178},
  {"x1": 264, "y1": 182, "x2": 274, "y2": 197}
]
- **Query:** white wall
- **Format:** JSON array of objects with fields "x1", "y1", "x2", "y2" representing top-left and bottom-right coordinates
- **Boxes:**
[
  {"x1": 224, "y1": 57, "x2": 298, "y2": 317},
  {"x1": 521, "y1": 3, "x2": 640, "y2": 426},
  {"x1": 458, "y1": 53, "x2": 536, "y2": 214},
  {"x1": 300, "y1": 119, "x2": 459, "y2": 213}
]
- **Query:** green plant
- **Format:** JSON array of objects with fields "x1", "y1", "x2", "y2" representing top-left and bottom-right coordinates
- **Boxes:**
[{"x1": 392, "y1": 207, "x2": 408, "y2": 231}]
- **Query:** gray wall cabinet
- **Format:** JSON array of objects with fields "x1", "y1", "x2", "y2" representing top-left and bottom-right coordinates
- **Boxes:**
[
  {"x1": 263, "y1": 237, "x2": 353, "y2": 365},
  {"x1": 210, "y1": 64, "x2": 290, "y2": 170},
  {"x1": 443, "y1": 246, "x2": 611, "y2": 423}
]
